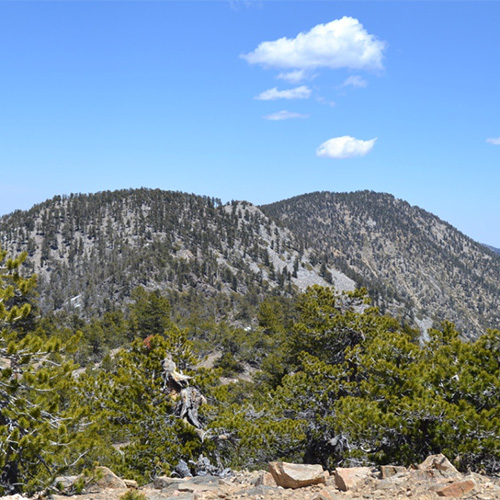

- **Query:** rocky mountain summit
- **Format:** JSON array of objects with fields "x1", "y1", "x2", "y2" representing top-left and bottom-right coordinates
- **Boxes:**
[{"x1": 6, "y1": 454, "x2": 499, "y2": 500}]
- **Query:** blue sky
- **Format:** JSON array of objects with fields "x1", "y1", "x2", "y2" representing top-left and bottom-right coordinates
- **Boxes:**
[{"x1": 1, "y1": 1, "x2": 499, "y2": 246}]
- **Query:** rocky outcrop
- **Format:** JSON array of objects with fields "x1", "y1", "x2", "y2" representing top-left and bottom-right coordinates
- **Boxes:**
[
  {"x1": 268, "y1": 462, "x2": 327, "y2": 489},
  {"x1": 334, "y1": 466, "x2": 372, "y2": 491},
  {"x1": 380, "y1": 465, "x2": 407, "y2": 478},
  {"x1": 436, "y1": 479, "x2": 476, "y2": 497},
  {"x1": 45, "y1": 455, "x2": 500, "y2": 500},
  {"x1": 417, "y1": 454, "x2": 460, "y2": 478},
  {"x1": 92, "y1": 466, "x2": 128, "y2": 490}
]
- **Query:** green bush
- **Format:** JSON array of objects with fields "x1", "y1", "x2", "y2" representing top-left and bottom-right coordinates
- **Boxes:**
[{"x1": 120, "y1": 490, "x2": 147, "y2": 500}]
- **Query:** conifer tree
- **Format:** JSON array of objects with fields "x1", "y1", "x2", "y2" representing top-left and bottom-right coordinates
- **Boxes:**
[
  {"x1": 260, "y1": 286, "x2": 500, "y2": 472},
  {"x1": 78, "y1": 326, "x2": 215, "y2": 482},
  {"x1": 0, "y1": 247, "x2": 82, "y2": 494}
]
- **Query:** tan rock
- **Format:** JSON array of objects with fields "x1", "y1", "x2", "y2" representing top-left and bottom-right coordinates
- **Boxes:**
[
  {"x1": 380, "y1": 465, "x2": 407, "y2": 479},
  {"x1": 334, "y1": 467, "x2": 372, "y2": 491},
  {"x1": 418, "y1": 454, "x2": 459, "y2": 477},
  {"x1": 94, "y1": 466, "x2": 128, "y2": 489},
  {"x1": 154, "y1": 476, "x2": 191, "y2": 489},
  {"x1": 310, "y1": 489, "x2": 340, "y2": 500},
  {"x1": 410, "y1": 469, "x2": 444, "y2": 481},
  {"x1": 123, "y1": 479, "x2": 139, "y2": 489},
  {"x1": 376, "y1": 475, "x2": 407, "y2": 491},
  {"x1": 194, "y1": 493, "x2": 223, "y2": 500},
  {"x1": 256, "y1": 471, "x2": 278, "y2": 487},
  {"x1": 269, "y1": 461, "x2": 326, "y2": 489},
  {"x1": 436, "y1": 479, "x2": 476, "y2": 497},
  {"x1": 178, "y1": 483, "x2": 219, "y2": 493}
]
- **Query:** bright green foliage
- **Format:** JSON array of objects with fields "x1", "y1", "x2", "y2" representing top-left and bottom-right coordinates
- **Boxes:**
[
  {"x1": 0, "y1": 248, "x2": 82, "y2": 494},
  {"x1": 209, "y1": 297, "x2": 295, "y2": 381},
  {"x1": 120, "y1": 490, "x2": 147, "y2": 500},
  {"x1": 205, "y1": 382, "x2": 306, "y2": 469},
  {"x1": 261, "y1": 288, "x2": 500, "y2": 472},
  {"x1": 290, "y1": 285, "x2": 404, "y2": 366},
  {"x1": 334, "y1": 322, "x2": 500, "y2": 470},
  {"x1": 257, "y1": 297, "x2": 292, "y2": 335},
  {"x1": 127, "y1": 287, "x2": 172, "y2": 340},
  {"x1": 0, "y1": 249, "x2": 36, "y2": 328},
  {"x1": 80, "y1": 310, "x2": 128, "y2": 361}
]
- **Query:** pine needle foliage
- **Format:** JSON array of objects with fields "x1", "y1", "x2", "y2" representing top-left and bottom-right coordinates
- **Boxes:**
[
  {"x1": 0, "y1": 247, "x2": 82, "y2": 495},
  {"x1": 77, "y1": 328, "x2": 209, "y2": 483},
  {"x1": 249, "y1": 287, "x2": 500, "y2": 473}
]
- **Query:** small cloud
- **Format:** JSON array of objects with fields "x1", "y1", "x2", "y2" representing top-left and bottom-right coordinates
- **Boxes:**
[
  {"x1": 229, "y1": 0, "x2": 262, "y2": 10},
  {"x1": 486, "y1": 137, "x2": 500, "y2": 145},
  {"x1": 316, "y1": 136, "x2": 377, "y2": 159},
  {"x1": 255, "y1": 86, "x2": 311, "y2": 101},
  {"x1": 263, "y1": 110, "x2": 310, "y2": 121},
  {"x1": 341, "y1": 75, "x2": 368, "y2": 88},
  {"x1": 317, "y1": 96, "x2": 336, "y2": 107},
  {"x1": 277, "y1": 70, "x2": 310, "y2": 83},
  {"x1": 242, "y1": 17, "x2": 386, "y2": 72}
]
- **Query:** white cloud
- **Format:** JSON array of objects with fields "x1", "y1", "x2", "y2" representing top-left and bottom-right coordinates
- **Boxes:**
[
  {"x1": 486, "y1": 137, "x2": 500, "y2": 145},
  {"x1": 263, "y1": 110, "x2": 310, "y2": 121},
  {"x1": 255, "y1": 86, "x2": 311, "y2": 101},
  {"x1": 316, "y1": 136, "x2": 377, "y2": 159},
  {"x1": 242, "y1": 17, "x2": 386, "y2": 72},
  {"x1": 316, "y1": 96, "x2": 336, "y2": 107},
  {"x1": 229, "y1": 0, "x2": 262, "y2": 10},
  {"x1": 341, "y1": 75, "x2": 368, "y2": 88},
  {"x1": 277, "y1": 70, "x2": 309, "y2": 83}
]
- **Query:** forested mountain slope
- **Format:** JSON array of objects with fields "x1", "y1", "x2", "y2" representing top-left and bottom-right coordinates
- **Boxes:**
[
  {"x1": 0, "y1": 189, "x2": 352, "y2": 319},
  {"x1": 0, "y1": 188, "x2": 498, "y2": 339},
  {"x1": 261, "y1": 191, "x2": 500, "y2": 339}
]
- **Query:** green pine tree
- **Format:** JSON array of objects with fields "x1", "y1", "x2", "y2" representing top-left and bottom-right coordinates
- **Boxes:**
[{"x1": 0, "y1": 247, "x2": 82, "y2": 494}]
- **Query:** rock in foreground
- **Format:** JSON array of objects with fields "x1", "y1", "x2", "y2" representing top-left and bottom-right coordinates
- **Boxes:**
[
  {"x1": 269, "y1": 461, "x2": 326, "y2": 489},
  {"x1": 334, "y1": 466, "x2": 372, "y2": 491},
  {"x1": 45, "y1": 454, "x2": 500, "y2": 500}
]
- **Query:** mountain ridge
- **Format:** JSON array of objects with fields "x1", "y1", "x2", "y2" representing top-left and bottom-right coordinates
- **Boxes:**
[
  {"x1": 1, "y1": 188, "x2": 498, "y2": 339},
  {"x1": 261, "y1": 190, "x2": 500, "y2": 339},
  {"x1": 0, "y1": 188, "x2": 352, "y2": 321},
  {"x1": 484, "y1": 243, "x2": 500, "y2": 255}
]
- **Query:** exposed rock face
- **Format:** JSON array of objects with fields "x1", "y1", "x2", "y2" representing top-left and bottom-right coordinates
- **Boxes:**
[
  {"x1": 93, "y1": 466, "x2": 128, "y2": 490},
  {"x1": 268, "y1": 462, "x2": 326, "y2": 489},
  {"x1": 255, "y1": 471, "x2": 277, "y2": 487},
  {"x1": 123, "y1": 479, "x2": 139, "y2": 489},
  {"x1": 436, "y1": 478, "x2": 477, "y2": 497},
  {"x1": 418, "y1": 454, "x2": 460, "y2": 477},
  {"x1": 334, "y1": 467, "x2": 372, "y2": 491},
  {"x1": 54, "y1": 475, "x2": 79, "y2": 489},
  {"x1": 54, "y1": 466, "x2": 130, "y2": 495},
  {"x1": 380, "y1": 465, "x2": 407, "y2": 479}
]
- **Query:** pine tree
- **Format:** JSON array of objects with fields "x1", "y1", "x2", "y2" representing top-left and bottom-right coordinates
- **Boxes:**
[
  {"x1": 0, "y1": 247, "x2": 82, "y2": 494},
  {"x1": 77, "y1": 327, "x2": 215, "y2": 482}
]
